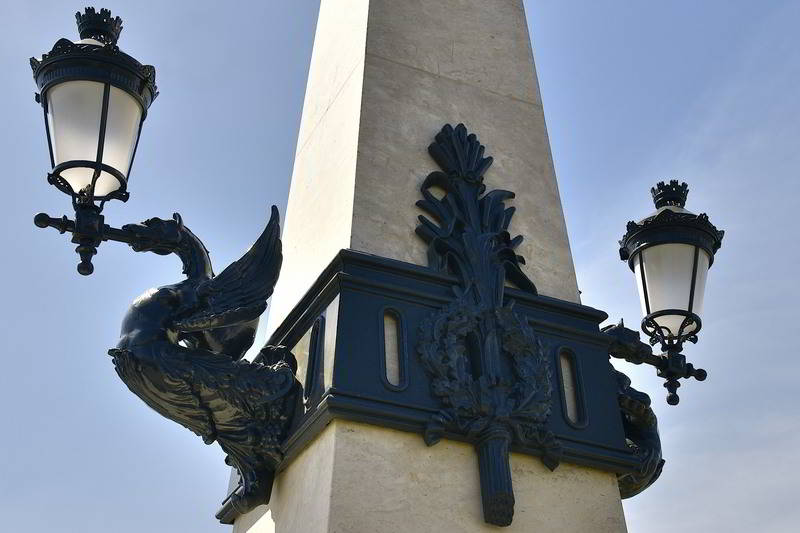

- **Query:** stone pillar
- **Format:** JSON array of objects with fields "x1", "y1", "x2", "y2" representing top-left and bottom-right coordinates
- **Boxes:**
[
  {"x1": 266, "y1": 0, "x2": 580, "y2": 340},
  {"x1": 240, "y1": 1, "x2": 627, "y2": 532}
]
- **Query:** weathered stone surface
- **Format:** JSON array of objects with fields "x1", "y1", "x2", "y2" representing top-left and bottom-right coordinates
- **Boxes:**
[
  {"x1": 236, "y1": 421, "x2": 627, "y2": 533},
  {"x1": 233, "y1": 421, "x2": 336, "y2": 533},
  {"x1": 366, "y1": 0, "x2": 542, "y2": 104},
  {"x1": 352, "y1": 52, "x2": 578, "y2": 301}
]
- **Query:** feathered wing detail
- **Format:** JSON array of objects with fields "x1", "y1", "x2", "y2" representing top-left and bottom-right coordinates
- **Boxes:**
[
  {"x1": 109, "y1": 345, "x2": 296, "y2": 447},
  {"x1": 111, "y1": 206, "x2": 296, "y2": 518},
  {"x1": 109, "y1": 343, "x2": 301, "y2": 515},
  {"x1": 174, "y1": 206, "x2": 283, "y2": 332}
]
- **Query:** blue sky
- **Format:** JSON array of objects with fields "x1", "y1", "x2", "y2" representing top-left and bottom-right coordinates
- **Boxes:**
[{"x1": 1, "y1": 1, "x2": 797, "y2": 532}]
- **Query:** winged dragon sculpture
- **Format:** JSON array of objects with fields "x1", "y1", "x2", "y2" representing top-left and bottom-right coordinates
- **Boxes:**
[{"x1": 107, "y1": 206, "x2": 301, "y2": 515}]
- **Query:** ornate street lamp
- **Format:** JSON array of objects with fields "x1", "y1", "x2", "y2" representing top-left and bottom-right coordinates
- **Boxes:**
[
  {"x1": 30, "y1": 8, "x2": 158, "y2": 274},
  {"x1": 27, "y1": 7, "x2": 300, "y2": 517},
  {"x1": 616, "y1": 180, "x2": 725, "y2": 404}
]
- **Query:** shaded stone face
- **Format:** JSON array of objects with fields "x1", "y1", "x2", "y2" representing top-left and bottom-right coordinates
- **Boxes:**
[{"x1": 351, "y1": 0, "x2": 577, "y2": 304}]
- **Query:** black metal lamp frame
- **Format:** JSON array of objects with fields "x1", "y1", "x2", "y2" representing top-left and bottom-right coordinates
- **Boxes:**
[
  {"x1": 34, "y1": 209, "x2": 179, "y2": 275},
  {"x1": 617, "y1": 180, "x2": 724, "y2": 404},
  {"x1": 30, "y1": 8, "x2": 158, "y2": 274},
  {"x1": 640, "y1": 309, "x2": 706, "y2": 405}
]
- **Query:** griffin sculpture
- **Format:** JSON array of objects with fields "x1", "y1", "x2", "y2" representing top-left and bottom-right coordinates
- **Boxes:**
[{"x1": 107, "y1": 206, "x2": 301, "y2": 515}]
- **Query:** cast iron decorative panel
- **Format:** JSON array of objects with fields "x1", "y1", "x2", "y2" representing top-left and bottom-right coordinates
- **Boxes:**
[
  {"x1": 221, "y1": 248, "x2": 641, "y2": 524},
  {"x1": 415, "y1": 124, "x2": 559, "y2": 526}
]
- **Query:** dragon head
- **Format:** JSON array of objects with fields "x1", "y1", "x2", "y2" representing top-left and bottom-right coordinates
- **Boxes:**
[{"x1": 123, "y1": 213, "x2": 185, "y2": 255}]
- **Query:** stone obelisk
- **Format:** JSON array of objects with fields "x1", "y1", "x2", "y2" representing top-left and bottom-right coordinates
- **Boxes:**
[{"x1": 235, "y1": 1, "x2": 627, "y2": 531}]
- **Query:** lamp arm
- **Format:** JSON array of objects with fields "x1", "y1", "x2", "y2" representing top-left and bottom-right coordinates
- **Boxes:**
[
  {"x1": 35, "y1": 212, "x2": 134, "y2": 245},
  {"x1": 602, "y1": 320, "x2": 707, "y2": 405},
  {"x1": 34, "y1": 209, "x2": 179, "y2": 274}
]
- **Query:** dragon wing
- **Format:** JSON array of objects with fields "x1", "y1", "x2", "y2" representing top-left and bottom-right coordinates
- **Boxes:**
[{"x1": 174, "y1": 206, "x2": 282, "y2": 332}]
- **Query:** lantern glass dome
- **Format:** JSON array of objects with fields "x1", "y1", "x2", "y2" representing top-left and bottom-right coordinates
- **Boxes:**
[
  {"x1": 30, "y1": 8, "x2": 157, "y2": 204},
  {"x1": 619, "y1": 181, "x2": 724, "y2": 345}
]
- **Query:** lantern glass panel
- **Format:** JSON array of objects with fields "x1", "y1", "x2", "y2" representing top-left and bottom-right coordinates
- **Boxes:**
[
  {"x1": 46, "y1": 80, "x2": 143, "y2": 198},
  {"x1": 103, "y1": 86, "x2": 142, "y2": 178},
  {"x1": 691, "y1": 248, "x2": 710, "y2": 319},
  {"x1": 634, "y1": 243, "x2": 710, "y2": 336},
  {"x1": 47, "y1": 80, "x2": 104, "y2": 192}
]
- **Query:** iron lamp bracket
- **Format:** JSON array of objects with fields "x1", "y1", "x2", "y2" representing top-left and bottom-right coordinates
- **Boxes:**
[
  {"x1": 603, "y1": 320, "x2": 707, "y2": 405},
  {"x1": 34, "y1": 206, "x2": 179, "y2": 275}
]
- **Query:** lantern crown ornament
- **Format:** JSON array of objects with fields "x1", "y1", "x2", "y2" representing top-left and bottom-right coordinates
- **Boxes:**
[
  {"x1": 619, "y1": 183, "x2": 724, "y2": 267},
  {"x1": 75, "y1": 7, "x2": 123, "y2": 45},
  {"x1": 651, "y1": 179, "x2": 689, "y2": 209}
]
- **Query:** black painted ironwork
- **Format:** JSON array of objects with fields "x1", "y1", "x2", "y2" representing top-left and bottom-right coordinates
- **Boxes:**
[
  {"x1": 613, "y1": 368, "x2": 664, "y2": 497},
  {"x1": 75, "y1": 6, "x2": 123, "y2": 45},
  {"x1": 604, "y1": 319, "x2": 707, "y2": 406},
  {"x1": 618, "y1": 181, "x2": 723, "y2": 404},
  {"x1": 35, "y1": 201, "x2": 168, "y2": 275},
  {"x1": 600, "y1": 323, "x2": 668, "y2": 495},
  {"x1": 104, "y1": 206, "x2": 300, "y2": 516},
  {"x1": 38, "y1": 204, "x2": 301, "y2": 516},
  {"x1": 415, "y1": 124, "x2": 557, "y2": 526},
  {"x1": 213, "y1": 247, "x2": 657, "y2": 524},
  {"x1": 23, "y1": 10, "x2": 710, "y2": 530},
  {"x1": 30, "y1": 8, "x2": 157, "y2": 200},
  {"x1": 620, "y1": 181, "x2": 724, "y2": 268}
]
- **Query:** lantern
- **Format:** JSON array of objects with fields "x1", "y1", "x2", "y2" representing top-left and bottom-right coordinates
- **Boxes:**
[
  {"x1": 30, "y1": 7, "x2": 157, "y2": 206},
  {"x1": 619, "y1": 181, "x2": 724, "y2": 348}
]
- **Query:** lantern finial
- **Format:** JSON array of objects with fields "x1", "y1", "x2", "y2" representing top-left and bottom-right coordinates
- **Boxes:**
[
  {"x1": 651, "y1": 180, "x2": 688, "y2": 209},
  {"x1": 75, "y1": 7, "x2": 122, "y2": 45}
]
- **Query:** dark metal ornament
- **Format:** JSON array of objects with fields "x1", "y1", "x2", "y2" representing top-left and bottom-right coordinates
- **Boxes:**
[
  {"x1": 613, "y1": 368, "x2": 664, "y2": 497},
  {"x1": 619, "y1": 181, "x2": 724, "y2": 268},
  {"x1": 75, "y1": 7, "x2": 123, "y2": 45},
  {"x1": 30, "y1": 8, "x2": 158, "y2": 120},
  {"x1": 101, "y1": 206, "x2": 300, "y2": 515},
  {"x1": 416, "y1": 124, "x2": 558, "y2": 527}
]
